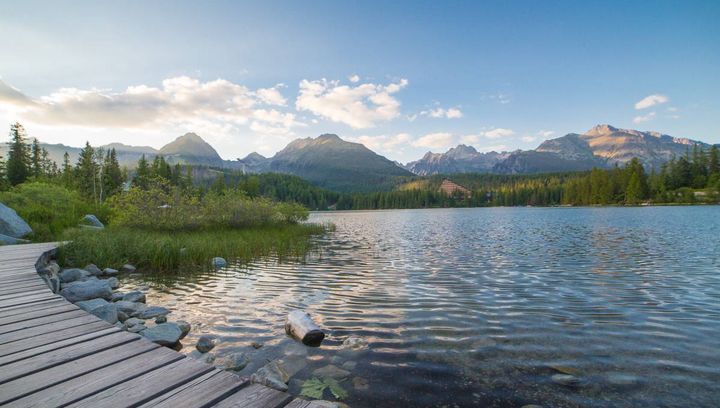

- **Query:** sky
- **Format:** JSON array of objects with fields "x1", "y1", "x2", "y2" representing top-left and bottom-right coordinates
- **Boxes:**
[{"x1": 0, "y1": 0, "x2": 718, "y2": 163}]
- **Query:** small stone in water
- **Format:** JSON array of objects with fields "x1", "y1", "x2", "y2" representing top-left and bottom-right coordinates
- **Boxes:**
[
  {"x1": 177, "y1": 320, "x2": 191, "y2": 339},
  {"x1": 196, "y1": 335, "x2": 216, "y2": 353},
  {"x1": 122, "y1": 291, "x2": 146, "y2": 303},
  {"x1": 219, "y1": 352, "x2": 250, "y2": 371},
  {"x1": 106, "y1": 277, "x2": 120, "y2": 289},
  {"x1": 342, "y1": 336, "x2": 368, "y2": 350},
  {"x1": 341, "y1": 360, "x2": 357, "y2": 371},
  {"x1": 551, "y1": 374, "x2": 581, "y2": 387},
  {"x1": 121, "y1": 264, "x2": 137, "y2": 273},
  {"x1": 352, "y1": 376, "x2": 369, "y2": 391},
  {"x1": 103, "y1": 268, "x2": 119, "y2": 276},
  {"x1": 211, "y1": 257, "x2": 227, "y2": 268},
  {"x1": 155, "y1": 316, "x2": 167, "y2": 324},
  {"x1": 312, "y1": 364, "x2": 350, "y2": 380},
  {"x1": 250, "y1": 341, "x2": 263, "y2": 349}
]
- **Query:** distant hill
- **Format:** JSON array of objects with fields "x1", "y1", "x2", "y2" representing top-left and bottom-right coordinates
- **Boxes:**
[
  {"x1": 159, "y1": 132, "x2": 224, "y2": 166},
  {"x1": 267, "y1": 134, "x2": 412, "y2": 192},
  {"x1": 406, "y1": 124, "x2": 713, "y2": 175}
]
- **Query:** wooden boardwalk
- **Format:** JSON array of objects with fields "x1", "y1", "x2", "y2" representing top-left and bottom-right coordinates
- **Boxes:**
[{"x1": 0, "y1": 243, "x2": 319, "y2": 408}]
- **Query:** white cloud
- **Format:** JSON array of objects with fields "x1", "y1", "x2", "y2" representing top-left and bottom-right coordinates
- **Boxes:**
[
  {"x1": 295, "y1": 77, "x2": 408, "y2": 129},
  {"x1": 536, "y1": 130, "x2": 555, "y2": 138},
  {"x1": 412, "y1": 132, "x2": 454, "y2": 149},
  {"x1": 633, "y1": 111, "x2": 656, "y2": 123},
  {"x1": 348, "y1": 74, "x2": 360, "y2": 83},
  {"x1": 522, "y1": 136, "x2": 537, "y2": 143},
  {"x1": 352, "y1": 133, "x2": 411, "y2": 151},
  {"x1": 0, "y1": 76, "x2": 304, "y2": 135},
  {"x1": 459, "y1": 134, "x2": 480, "y2": 144},
  {"x1": 635, "y1": 94, "x2": 669, "y2": 110},
  {"x1": 482, "y1": 128, "x2": 514, "y2": 139},
  {"x1": 477, "y1": 144, "x2": 508, "y2": 153},
  {"x1": 421, "y1": 106, "x2": 463, "y2": 119}
]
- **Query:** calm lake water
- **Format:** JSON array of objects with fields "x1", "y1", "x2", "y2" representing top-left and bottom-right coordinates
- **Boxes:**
[{"x1": 123, "y1": 207, "x2": 720, "y2": 407}]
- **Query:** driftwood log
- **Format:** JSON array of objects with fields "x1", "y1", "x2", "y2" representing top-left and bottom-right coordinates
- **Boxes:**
[{"x1": 285, "y1": 310, "x2": 325, "y2": 347}]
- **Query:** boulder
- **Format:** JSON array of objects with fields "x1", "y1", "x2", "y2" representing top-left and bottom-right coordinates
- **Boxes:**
[
  {"x1": 196, "y1": 335, "x2": 216, "y2": 353},
  {"x1": 211, "y1": 257, "x2": 227, "y2": 268},
  {"x1": 59, "y1": 268, "x2": 91, "y2": 284},
  {"x1": 121, "y1": 264, "x2": 136, "y2": 273},
  {"x1": 342, "y1": 336, "x2": 368, "y2": 351},
  {"x1": 189, "y1": 350, "x2": 216, "y2": 364},
  {"x1": 285, "y1": 310, "x2": 325, "y2": 347},
  {"x1": 134, "y1": 306, "x2": 170, "y2": 319},
  {"x1": 251, "y1": 360, "x2": 291, "y2": 392},
  {"x1": 141, "y1": 323, "x2": 183, "y2": 346},
  {"x1": 114, "y1": 301, "x2": 147, "y2": 316},
  {"x1": 155, "y1": 315, "x2": 167, "y2": 324},
  {"x1": 122, "y1": 291, "x2": 146, "y2": 303},
  {"x1": 110, "y1": 292, "x2": 125, "y2": 302},
  {"x1": 177, "y1": 320, "x2": 191, "y2": 339},
  {"x1": 117, "y1": 310, "x2": 129, "y2": 322},
  {"x1": 76, "y1": 298, "x2": 110, "y2": 312},
  {"x1": 60, "y1": 279, "x2": 113, "y2": 302},
  {"x1": 90, "y1": 303, "x2": 118, "y2": 324},
  {"x1": 81, "y1": 214, "x2": 105, "y2": 228},
  {"x1": 123, "y1": 317, "x2": 144, "y2": 328},
  {"x1": 0, "y1": 203, "x2": 32, "y2": 238},
  {"x1": 218, "y1": 352, "x2": 250, "y2": 371},
  {"x1": 84, "y1": 264, "x2": 103, "y2": 276},
  {"x1": 102, "y1": 268, "x2": 119, "y2": 276},
  {"x1": 106, "y1": 277, "x2": 120, "y2": 289},
  {"x1": 128, "y1": 324, "x2": 147, "y2": 333}
]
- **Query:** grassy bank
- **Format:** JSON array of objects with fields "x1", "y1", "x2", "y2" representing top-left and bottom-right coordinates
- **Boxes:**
[{"x1": 58, "y1": 223, "x2": 330, "y2": 272}]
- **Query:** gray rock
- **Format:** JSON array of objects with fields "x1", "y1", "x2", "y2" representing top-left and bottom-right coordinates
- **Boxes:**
[
  {"x1": 120, "y1": 264, "x2": 136, "y2": 273},
  {"x1": 102, "y1": 267, "x2": 119, "y2": 276},
  {"x1": 84, "y1": 264, "x2": 103, "y2": 276},
  {"x1": 59, "y1": 268, "x2": 91, "y2": 284},
  {"x1": 251, "y1": 360, "x2": 291, "y2": 392},
  {"x1": 106, "y1": 277, "x2": 120, "y2": 289},
  {"x1": 211, "y1": 257, "x2": 227, "y2": 268},
  {"x1": 122, "y1": 291, "x2": 146, "y2": 303},
  {"x1": 313, "y1": 365, "x2": 350, "y2": 380},
  {"x1": 124, "y1": 317, "x2": 144, "y2": 328},
  {"x1": 0, "y1": 233, "x2": 30, "y2": 244},
  {"x1": 551, "y1": 374, "x2": 581, "y2": 387},
  {"x1": 114, "y1": 301, "x2": 147, "y2": 316},
  {"x1": 0, "y1": 203, "x2": 32, "y2": 238},
  {"x1": 155, "y1": 315, "x2": 167, "y2": 324},
  {"x1": 177, "y1": 320, "x2": 191, "y2": 339},
  {"x1": 141, "y1": 323, "x2": 182, "y2": 346},
  {"x1": 81, "y1": 214, "x2": 104, "y2": 228},
  {"x1": 250, "y1": 341, "x2": 263, "y2": 349},
  {"x1": 117, "y1": 310, "x2": 129, "y2": 322},
  {"x1": 134, "y1": 306, "x2": 170, "y2": 319},
  {"x1": 90, "y1": 303, "x2": 118, "y2": 324},
  {"x1": 189, "y1": 350, "x2": 216, "y2": 364},
  {"x1": 60, "y1": 279, "x2": 113, "y2": 302},
  {"x1": 43, "y1": 275, "x2": 61, "y2": 293},
  {"x1": 341, "y1": 360, "x2": 357, "y2": 371},
  {"x1": 218, "y1": 352, "x2": 250, "y2": 371},
  {"x1": 110, "y1": 292, "x2": 125, "y2": 302},
  {"x1": 342, "y1": 336, "x2": 368, "y2": 350},
  {"x1": 196, "y1": 335, "x2": 216, "y2": 353},
  {"x1": 352, "y1": 377, "x2": 369, "y2": 391},
  {"x1": 128, "y1": 324, "x2": 146, "y2": 333},
  {"x1": 38, "y1": 261, "x2": 61, "y2": 276},
  {"x1": 75, "y1": 298, "x2": 109, "y2": 312}
]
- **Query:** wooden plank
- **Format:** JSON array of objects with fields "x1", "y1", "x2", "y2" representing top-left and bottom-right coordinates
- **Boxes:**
[
  {"x1": 0, "y1": 298, "x2": 68, "y2": 318},
  {"x1": 0, "y1": 330, "x2": 139, "y2": 384},
  {"x1": 0, "y1": 292, "x2": 59, "y2": 309},
  {"x1": 0, "y1": 324, "x2": 117, "y2": 361},
  {"x1": 0, "y1": 309, "x2": 87, "y2": 335},
  {"x1": 1, "y1": 342, "x2": 182, "y2": 408},
  {"x1": 213, "y1": 383, "x2": 293, "y2": 408},
  {"x1": 285, "y1": 399, "x2": 312, "y2": 408},
  {"x1": 140, "y1": 369, "x2": 248, "y2": 408},
  {"x1": 0, "y1": 313, "x2": 103, "y2": 345},
  {"x1": 2, "y1": 280, "x2": 47, "y2": 290},
  {"x1": 0, "y1": 287, "x2": 51, "y2": 301},
  {"x1": 0, "y1": 283, "x2": 48, "y2": 295},
  {"x1": 0, "y1": 303, "x2": 78, "y2": 327},
  {"x1": 67, "y1": 358, "x2": 216, "y2": 408},
  {"x1": 0, "y1": 340, "x2": 159, "y2": 404}
]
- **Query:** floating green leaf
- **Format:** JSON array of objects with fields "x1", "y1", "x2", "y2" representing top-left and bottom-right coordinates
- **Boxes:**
[
  {"x1": 299, "y1": 377, "x2": 348, "y2": 401},
  {"x1": 324, "y1": 377, "x2": 348, "y2": 400}
]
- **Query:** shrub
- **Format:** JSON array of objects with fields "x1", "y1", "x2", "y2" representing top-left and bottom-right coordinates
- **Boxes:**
[{"x1": 0, "y1": 182, "x2": 109, "y2": 241}]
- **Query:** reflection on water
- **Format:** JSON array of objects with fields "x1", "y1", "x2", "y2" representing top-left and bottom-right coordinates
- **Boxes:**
[{"x1": 122, "y1": 207, "x2": 720, "y2": 407}]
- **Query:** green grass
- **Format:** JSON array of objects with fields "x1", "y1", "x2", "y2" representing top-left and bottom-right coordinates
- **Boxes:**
[{"x1": 58, "y1": 224, "x2": 331, "y2": 273}]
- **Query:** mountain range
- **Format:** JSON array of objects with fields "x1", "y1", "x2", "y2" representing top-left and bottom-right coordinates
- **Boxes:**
[{"x1": 2, "y1": 124, "x2": 715, "y2": 191}]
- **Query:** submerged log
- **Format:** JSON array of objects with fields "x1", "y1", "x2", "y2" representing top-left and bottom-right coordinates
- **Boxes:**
[{"x1": 285, "y1": 310, "x2": 325, "y2": 347}]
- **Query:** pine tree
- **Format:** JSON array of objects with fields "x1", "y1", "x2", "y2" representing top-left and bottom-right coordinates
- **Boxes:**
[
  {"x1": 30, "y1": 138, "x2": 42, "y2": 178},
  {"x1": 76, "y1": 142, "x2": 98, "y2": 201},
  {"x1": 103, "y1": 148, "x2": 123, "y2": 197},
  {"x1": 61, "y1": 151, "x2": 74, "y2": 187},
  {"x1": 6, "y1": 122, "x2": 31, "y2": 186},
  {"x1": 134, "y1": 154, "x2": 150, "y2": 189}
]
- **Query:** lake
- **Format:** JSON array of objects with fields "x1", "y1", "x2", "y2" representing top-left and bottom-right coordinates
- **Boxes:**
[{"x1": 122, "y1": 207, "x2": 720, "y2": 407}]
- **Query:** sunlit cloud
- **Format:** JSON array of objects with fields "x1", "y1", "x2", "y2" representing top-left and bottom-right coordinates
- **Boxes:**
[
  {"x1": 635, "y1": 94, "x2": 669, "y2": 110},
  {"x1": 633, "y1": 111, "x2": 656, "y2": 123}
]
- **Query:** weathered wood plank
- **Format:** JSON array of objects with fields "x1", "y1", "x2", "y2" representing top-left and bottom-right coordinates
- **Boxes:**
[
  {"x1": 0, "y1": 340, "x2": 159, "y2": 404},
  {"x1": 0, "y1": 287, "x2": 53, "y2": 301},
  {"x1": 140, "y1": 369, "x2": 248, "y2": 408},
  {"x1": 67, "y1": 358, "x2": 216, "y2": 408},
  {"x1": 0, "y1": 298, "x2": 68, "y2": 318},
  {"x1": 0, "y1": 292, "x2": 60, "y2": 309},
  {"x1": 213, "y1": 383, "x2": 293, "y2": 408},
  {"x1": 0, "y1": 302, "x2": 78, "y2": 327},
  {"x1": 0, "y1": 324, "x2": 117, "y2": 361},
  {"x1": 0, "y1": 330, "x2": 139, "y2": 384},
  {"x1": 0, "y1": 313, "x2": 104, "y2": 345},
  {"x1": 0, "y1": 283, "x2": 48, "y2": 295},
  {"x1": 285, "y1": 399, "x2": 313, "y2": 408},
  {"x1": 0, "y1": 309, "x2": 87, "y2": 335}
]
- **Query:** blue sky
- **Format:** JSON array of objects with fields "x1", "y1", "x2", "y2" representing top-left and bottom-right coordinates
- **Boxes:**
[{"x1": 0, "y1": 0, "x2": 718, "y2": 162}]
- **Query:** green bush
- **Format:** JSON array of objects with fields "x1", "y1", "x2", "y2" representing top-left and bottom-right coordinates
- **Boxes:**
[
  {"x1": 0, "y1": 182, "x2": 109, "y2": 241},
  {"x1": 108, "y1": 181, "x2": 308, "y2": 231}
]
